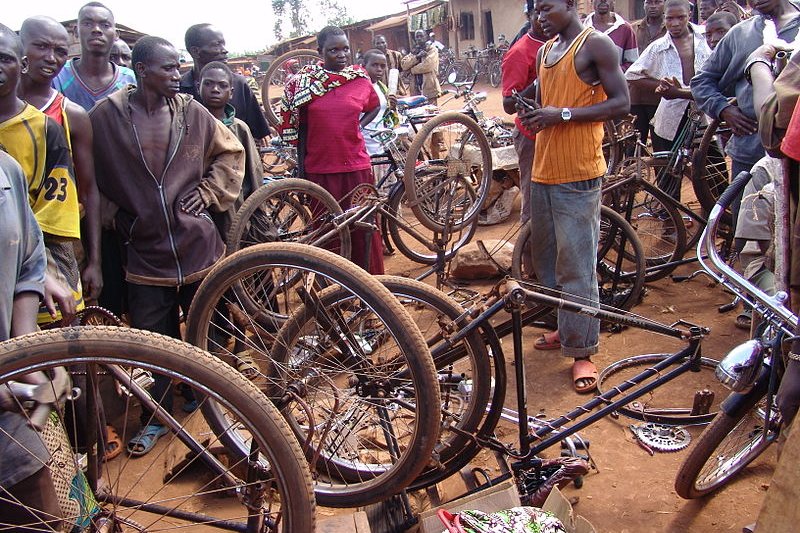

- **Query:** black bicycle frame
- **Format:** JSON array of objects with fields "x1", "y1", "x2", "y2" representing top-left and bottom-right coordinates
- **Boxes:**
[{"x1": 428, "y1": 278, "x2": 707, "y2": 473}]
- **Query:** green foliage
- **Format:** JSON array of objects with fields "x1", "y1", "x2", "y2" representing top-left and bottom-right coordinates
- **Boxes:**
[{"x1": 270, "y1": 0, "x2": 354, "y2": 41}]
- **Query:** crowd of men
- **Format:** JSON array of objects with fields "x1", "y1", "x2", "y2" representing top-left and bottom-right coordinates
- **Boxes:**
[{"x1": 2, "y1": 0, "x2": 800, "y2": 529}]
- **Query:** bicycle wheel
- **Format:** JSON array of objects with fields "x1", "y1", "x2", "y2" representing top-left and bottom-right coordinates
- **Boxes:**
[
  {"x1": 403, "y1": 111, "x2": 492, "y2": 233},
  {"x1": 488, "y1": 61, "x2": 502, "y2": 88},
  {"x1": 226, "y1": 177, "x2": 351, "y2": 257},
  {"x1": 633, "y1": 154, "x2": 705, "y2": 252},
  {"x1": 375, "y1": 277, "x2": 491, "y2": 477},
  {"x1": 447, "y1": 61, "x2": 470, "y2": 83},
  {"x1": 603, "y1": 165, "x2": 686, "y2": 282},
  {"x1": 596, "y1": 353, "x2": 723, "y2": 425},
  {"x1": 185, "y1": 243, "x2": 441, "y2": 508},
  {"x1": 596, "y1": 207, "x2": 646, "y2": 310},
  {"x1": 385, "y1": 182, "x2": 477, "y2": 265},
  {"x1": 675, "y1": 394, "x2": 779, "y2": 498},
  {"x1": 0, "y1": 327, "x2": 314, "y2": 532},
  {"x1": 511, "y1": 206, "x2": 645, "y2": 312},
  {"x1": 691, "y1": 117, "x2": 732, "y2": 223},
  {"x1": 262, "y1": 49, "x2": 321, "y2": 126}
]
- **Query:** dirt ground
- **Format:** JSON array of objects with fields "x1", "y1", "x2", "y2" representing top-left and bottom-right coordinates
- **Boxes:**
[{"x1": 321, "y1": 84, "x2": 777, "y2": 532}]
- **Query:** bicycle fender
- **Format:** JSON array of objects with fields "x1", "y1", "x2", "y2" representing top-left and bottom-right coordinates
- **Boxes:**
[{"x1": 720, "y1": 365, "x2": 771, "y2": 418}]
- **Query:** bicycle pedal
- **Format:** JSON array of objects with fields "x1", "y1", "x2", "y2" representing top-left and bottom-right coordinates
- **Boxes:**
[{"x1": 115, "y1": 368, "x2": 155, "y2": 397}]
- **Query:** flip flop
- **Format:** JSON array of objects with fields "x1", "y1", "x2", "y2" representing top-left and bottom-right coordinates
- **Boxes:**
[
  {"x1": 233, "y1": 350, "x2": 260, "y2": 381},
  {"x1": 534, "y1": 330, "x2": 561, "y2": 350},
  {"x1": 103, "y1": 424, "x2": 123, "y2": 462},
  {"x1": 572, "y1": 359, "x2": 598, "y2": 394},
  {"x1": 735, "y1": 311, "x2": 752, "y2": 330},
  {"x1": 127, "y1": 424, "x2": 169, "y2": 457}
]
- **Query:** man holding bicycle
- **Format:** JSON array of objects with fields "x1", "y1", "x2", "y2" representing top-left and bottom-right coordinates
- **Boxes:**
[{"x1": 520, "y1": 0, "x2": 630, "y2": 393}]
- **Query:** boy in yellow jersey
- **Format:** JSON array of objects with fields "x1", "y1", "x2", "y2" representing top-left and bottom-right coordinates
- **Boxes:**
[
  {"x1": 18, "y1": 16, "x2": 103, "y2": 305},
  {"x1": 519, "y1": 0, "x2": 630, "y2": 393},
  {"x1": 0, "y1": 25, "x2": 80, "y2": 323}
]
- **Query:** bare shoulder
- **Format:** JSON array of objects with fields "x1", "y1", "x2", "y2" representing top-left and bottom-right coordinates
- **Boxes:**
[
  {"x1": 64, "y1": 99, "x2": 91, "y2": 126},
  {"x1": 580, "y1": 31, "x2": 623, "y2": 68},
  {"x1": 584, "y1": 31, "x2": 616, "y2": 54}
]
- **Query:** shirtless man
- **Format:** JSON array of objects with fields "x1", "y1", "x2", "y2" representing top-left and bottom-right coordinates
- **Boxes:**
[
  {"x1": 109, "y1": 39, "x2": 132, "y2": 68},
  {"x1": 18, "y1": 16, "x2": 103, "y2": 302},
  {"x1": 626, "y1": 0, "x2": 711, "y2": 154},
  {"x1": 519, "y1": 0, "x2": 630, "y2": 393}
]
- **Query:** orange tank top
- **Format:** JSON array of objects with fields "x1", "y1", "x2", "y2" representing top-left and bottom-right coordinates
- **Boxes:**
[{"x1": 532, "y1": 27, "x2": 607, "y2": 185}]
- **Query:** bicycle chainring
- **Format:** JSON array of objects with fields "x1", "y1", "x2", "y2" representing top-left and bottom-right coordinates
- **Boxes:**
[
  {"x1": 349, "y1": 183, "x2": 378, "y2": 208},
  {"x1": 631, "y1": 422, "x2": 691, "y2": 452}
]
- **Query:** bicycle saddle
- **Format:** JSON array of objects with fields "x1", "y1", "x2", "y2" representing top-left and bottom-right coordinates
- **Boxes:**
[{"x1": 397, "y1": 95, "x2": 428, "y2": 109}]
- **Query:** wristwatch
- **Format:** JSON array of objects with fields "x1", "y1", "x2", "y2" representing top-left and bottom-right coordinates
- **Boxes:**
[{"x1": 561, "y1": 108, "x2": 572, "y2": 122}]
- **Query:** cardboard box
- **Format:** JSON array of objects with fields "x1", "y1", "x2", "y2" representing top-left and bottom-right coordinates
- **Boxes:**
[{"x1": 417, "y1": 481, "x2": 595, "y2": 533}]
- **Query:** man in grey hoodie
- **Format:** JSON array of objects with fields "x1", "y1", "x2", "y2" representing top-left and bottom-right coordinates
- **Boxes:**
[{"x1": 691, "y1": 0, "x2": 800, "y2": 183}]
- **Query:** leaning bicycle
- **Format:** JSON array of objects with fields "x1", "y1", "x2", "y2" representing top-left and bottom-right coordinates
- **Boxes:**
[{"x1": 675, "y1": 171, "x2": 790, "y2": 498}]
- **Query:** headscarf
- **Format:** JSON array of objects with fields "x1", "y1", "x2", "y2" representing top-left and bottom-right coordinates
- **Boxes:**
[{"x1": 278, "y1": 62, "x2": 370, "y2": 145}]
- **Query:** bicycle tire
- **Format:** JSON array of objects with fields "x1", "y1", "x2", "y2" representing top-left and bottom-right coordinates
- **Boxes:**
[
  {"x1": 603, "y1": 169, "x2": 687, "y2": 281},
  {"x1": 675, "y1": 393, "x2": 779, "y2": 498},
  {"x1": 636, "y1": 154, "x2": 705, "y2": 252},
  {"x1": 0, "y1": 326, "x2": 315, "y2": 532},
  {"x1": 511, "y1": 206, "x2": 645, "y2": 312},
  {"x1": 385, "y1": 181, "x2": 477, "y2": 264},
  {"x1": 403, "y1": 111, "x2": 492, "y2": 233},
  {"x1": 226, "y1": 177, "x2": 351, "y2": 258},
  {"x1": 185, "y1": 242, "x2": 441, "y2": 508},
  {"x1": 596, "y1": 353, "x2": 722, "y2": 425},
  {"x1": 488, "y1": 61, "x2": 502, "y2": 88},
  {"x1": 691, "y1": 117, "x2": 732, "y2": 225},
  {"x1": 603, "y1": 120, "x2": 622, "y2": 176},
  {"x1": 262, "y1": 49, "x2": 321, "y2": 126}
]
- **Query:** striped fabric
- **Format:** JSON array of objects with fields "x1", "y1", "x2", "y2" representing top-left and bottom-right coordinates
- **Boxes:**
[{"x1": 532, "y1": 28, "x2": 608, "y2": 185}]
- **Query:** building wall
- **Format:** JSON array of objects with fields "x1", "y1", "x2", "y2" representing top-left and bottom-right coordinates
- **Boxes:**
[
  {"x1": 447, "y1": 0, "x2": 640, "y2": 58},
  {"x1": 447, "y1": 0, "x2": 526, "y2": 56}
]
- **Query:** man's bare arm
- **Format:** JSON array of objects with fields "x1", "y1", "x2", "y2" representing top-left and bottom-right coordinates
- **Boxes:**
[
  {"x1": 572, "y1": 33, "x2": 630, "y2": 122},
  {"x1": 66, "y1": 102, "x2": 103, "y2": 300},
  {"x1": 520, "y1": 35, "x2": 629, "y2": 132}
]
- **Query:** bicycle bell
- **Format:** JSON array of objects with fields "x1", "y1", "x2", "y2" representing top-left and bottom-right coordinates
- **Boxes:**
[{"x1": 716, "y1": 339, "x2": 762, "y2": 393}]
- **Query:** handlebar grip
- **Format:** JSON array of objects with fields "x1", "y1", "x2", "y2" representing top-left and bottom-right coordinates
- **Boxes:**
[{"x1": 716, "y1": 171, "x2": 752, "y2": 211}]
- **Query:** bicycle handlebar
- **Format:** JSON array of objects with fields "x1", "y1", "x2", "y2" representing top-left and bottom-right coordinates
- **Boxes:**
[{"x1": 698, "y1": 171, "x2": 798, "y2": 333}]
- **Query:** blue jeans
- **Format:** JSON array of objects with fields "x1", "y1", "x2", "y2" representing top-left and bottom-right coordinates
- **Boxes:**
[{"x1": 529, "y1": 177, "x2": 601, "y2": 359}]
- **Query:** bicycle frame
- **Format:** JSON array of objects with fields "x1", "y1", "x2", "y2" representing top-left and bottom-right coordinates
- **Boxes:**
[{"x1": 430, "y1": 278, "x2": 708, "y2": 466}]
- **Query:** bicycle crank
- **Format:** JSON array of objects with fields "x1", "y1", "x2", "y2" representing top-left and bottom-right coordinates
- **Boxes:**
[{"x1": 630, "y1": 423, "x2": 691, "y2": 452}]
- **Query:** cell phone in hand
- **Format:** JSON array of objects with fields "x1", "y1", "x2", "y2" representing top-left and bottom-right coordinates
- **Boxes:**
[{"x1": 512, "y1": 89, "x2": 538, "y2": 112}]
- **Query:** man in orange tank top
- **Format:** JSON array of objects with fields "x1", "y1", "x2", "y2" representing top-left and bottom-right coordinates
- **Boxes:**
[{"x1": 519, "y1": 0, "x2": 630, "y2": 393}]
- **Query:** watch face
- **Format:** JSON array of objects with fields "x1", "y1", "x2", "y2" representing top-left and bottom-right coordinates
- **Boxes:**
[{"x1": 561, "y1": 108, "x2": 571, "y2": 121}]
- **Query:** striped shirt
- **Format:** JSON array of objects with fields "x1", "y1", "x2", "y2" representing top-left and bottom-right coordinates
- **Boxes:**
[{"x1": 532, "y1": 28, "x2": 608, "y2": 185}]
